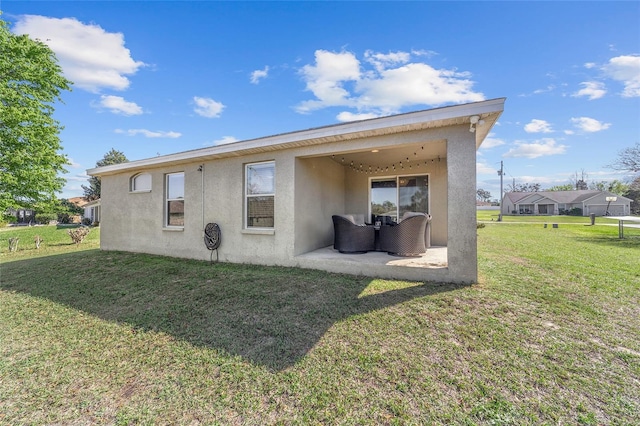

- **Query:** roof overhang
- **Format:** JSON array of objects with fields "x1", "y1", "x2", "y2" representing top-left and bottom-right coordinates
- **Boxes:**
[{"x1": 88, "y1": 98, "x2": 505, "y2": 177}]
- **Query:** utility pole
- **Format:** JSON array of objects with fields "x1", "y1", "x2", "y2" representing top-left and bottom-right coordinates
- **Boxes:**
[{"x1": 498, "y1": 161, "x2": 504, "y2": 221}]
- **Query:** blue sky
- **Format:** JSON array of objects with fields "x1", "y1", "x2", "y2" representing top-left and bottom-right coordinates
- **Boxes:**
[{"x1": 3, "y1": 1, "x2": 639, "y2": 200}]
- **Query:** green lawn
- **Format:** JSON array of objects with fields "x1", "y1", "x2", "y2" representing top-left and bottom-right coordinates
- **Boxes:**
[
  {"x1": 1, "y1": 223, "x2": 638, "y2": 424},
  {"x1": 476, "y1": 209, "x2": 626, "y2": 224}
]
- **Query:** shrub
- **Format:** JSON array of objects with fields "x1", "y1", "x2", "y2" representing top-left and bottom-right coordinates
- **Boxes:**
[
  {"x1": 8, "y1": 237, "x2": 19, "y2": 252},
  {"x1": 477, "y1": 222, "x2": 486, "y2": 229},
  {"x1": 58, "y1": 213, "x2": 72, "y2": 224},
  {"x1": 0, "y1": 214, "x2": 17, "y2": 227},
  {"x1": 68, "y1": 226, "x2": 90, "y2": 245},
  {"x1": 36, "y1": 213, "x2": 58, "y2": 224},
  {"x1": 82, "y1": 217, "x2": 92, "y2": 226}
]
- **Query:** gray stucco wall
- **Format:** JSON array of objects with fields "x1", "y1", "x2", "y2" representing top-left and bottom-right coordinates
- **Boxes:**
[
  {"x1": 98, "y1": 124, "x2": 480, "y2": 283},
  {"x1": 445, "y1": 126, "x2": 478, "y2": 283},
  {"x1": 294, "y1": 157, "x2": 345, "y2": 255}
]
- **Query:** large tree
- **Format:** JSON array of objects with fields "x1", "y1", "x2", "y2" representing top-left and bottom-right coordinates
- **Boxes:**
[
  {"x1": 609, "y1": 142, "x2": 640, "y2": 174},
  {"x1": 82, "y1": 148, "x2": 129, "y2": 200},
  {"x1": 476, "y1": 188, "x2": 491, "y2": 202},
  {"x1": 0, "y1": 16, "x2": 72, "y2": 213}
]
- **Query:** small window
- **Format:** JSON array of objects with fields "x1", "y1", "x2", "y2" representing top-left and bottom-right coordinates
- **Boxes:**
[
  {"x1": 131, "y1": 173, "x2": 152, "y2": 192},
  {"x1": 245, "y1": 161, "x2": 275, "y2": 229},
  {"x1": 165, "y1": 172, "x2": 184, "y2": 227}
]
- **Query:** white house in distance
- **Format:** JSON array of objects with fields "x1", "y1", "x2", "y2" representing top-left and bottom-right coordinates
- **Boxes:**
[
  {"x1": 83, "y1": 199, "x2": 101, "y2": 224},
  {"x1": 88, "y1": 98, "x2": 505, "y2": 284},
  {"x1": 502, "y1": 190, "x2": 632, "y2": 217}
]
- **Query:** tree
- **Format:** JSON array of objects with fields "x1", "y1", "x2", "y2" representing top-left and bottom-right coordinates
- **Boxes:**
[
  {"x1": 507, "y1": 182, "x2": 541, "y2": 192},
  {"x1": 476, "y1": 188, "x2": 491, "y2": 202},
  {"x1": 570, "y1": 170, "x2": 589, "y2": 190},
  {"x1": 546, "y1": 184, "x2": 575, "y2": 191},
  {"x1": 625, "y1": 176, "x2": 640, "y2": 214},
  {"x1": 0, "y1": 16, "x2": 72, "y2": 213},
  {"x1": 589, "y1": 179, "x2": 629, "y2": 196},
  {"x1": 609, "y1": 142, "x2": 640, "y2": 174},
  {"x1": 82, "y1": 148, "x2": 129, "y2": 200}
]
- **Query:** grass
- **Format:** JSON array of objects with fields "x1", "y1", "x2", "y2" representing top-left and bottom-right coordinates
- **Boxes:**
[
  {"x1": 476, "y1": 209, "x2": 626, "y2": 224},
  {"x1": 0, "y1": 224, "x2": 100, "y2": 259},
  {"x1": 1, "y1": 221, "x2": 639, "y2": 424}
]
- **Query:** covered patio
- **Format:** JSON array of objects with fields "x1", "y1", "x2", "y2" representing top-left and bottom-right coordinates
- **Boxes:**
[{"x1": 295, "y1": 245, "x2": 448, "y2": 282}]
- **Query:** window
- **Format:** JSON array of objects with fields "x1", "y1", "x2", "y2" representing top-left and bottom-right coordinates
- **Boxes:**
[
  {"x1": 370, "y1": 174, "x2": 429, "y2": 222},
  {"x1": 245, "y1": 161, "x2": 275, "y2": 228},
  {"x1": 130, "y1": 173, "x2": 152, "y2": 192},
  {"x1": 165, "y1": 172, "x2": 184, "y2": 227}
]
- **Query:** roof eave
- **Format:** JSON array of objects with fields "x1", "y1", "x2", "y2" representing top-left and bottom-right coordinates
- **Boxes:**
[{"x1": 88, "y1": 98, "x2": 505, "y2": 177}]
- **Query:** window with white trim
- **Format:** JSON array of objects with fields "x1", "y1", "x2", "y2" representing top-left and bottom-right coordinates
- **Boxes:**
[
  {"x1": 165, "y1": 172, "x2": 184, "y2": 227},
  {"x1": 130, "y1": 173, "x2": 152, "y2": 192},
  {"x1": 245, "y1": 161, "x2": 275, "y2": 229}
]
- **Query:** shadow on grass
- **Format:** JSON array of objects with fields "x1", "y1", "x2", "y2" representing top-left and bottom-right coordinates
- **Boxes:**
[{"x1": 1, "y1": 250, "x2": 463, "y2": 371}]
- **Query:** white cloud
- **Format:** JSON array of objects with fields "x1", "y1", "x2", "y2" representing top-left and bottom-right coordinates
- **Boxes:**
[
  {"x1": 336, "y1": 111, "x2": 380, "y2": 122},
  {"x1": 504, "y1": 138, "x2": 567, "y2": 159},
  {"x1": 524, "y1": 119, "x2": 553, "y2": 133},
  {"x1": 602, "y1": 54, "x2": 640, "y2": 97},
  {"x1": 532, "y1": 85, "x2": 556, "y2": 95},
  {"x1": 296, "y1": 49, "x2": 484, "y2": 116},
  {"x1": 477, "y1": 161, "x2": 498, "y2": 175},
  {"x1": 297, "y1": 50, "x2": 361, "y2": 113},
  {"x1": 479, "y1": 133, "x2": 506, "y2": 149},
  {"x1": 96, "y1": 95, "x2": 143, "y2": 115},
  {"x1": 364, "y1": 50, "x2": 411, "y2": 72},
  {"x1": 13, "y1": 15, "x2": 145, "y2": 92},
  {"x1": 115, "y1": 129, "x2": 181, "y2": 138},
  {"x1": 572, "y1": 81, "x2": 606, "y2": 100},
  {"x1": 212, "y1": 136, "x2": 239, "y2": 145},
  {"x1": 67, "y1": 158, "x2": 83, "y2": 169},
  {"x1": 250, "y1": 66, "x2": 269, "y2": 84},
  {"x1": 570, "y1": 117, "x2": 611, "y2": 132},
  {"x1": 193, "y1": 96, "x2": 225, "y2": 118}
]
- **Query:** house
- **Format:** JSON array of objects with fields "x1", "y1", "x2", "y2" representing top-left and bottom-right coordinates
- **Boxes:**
[
  {"x1": 83, "y1": 199, "x2": 101, "y2": 224},
  {"x1": 502, "y1": 190, "x2": 632, "y2": 216},
  {"x1": 7, "y1": 208, "x2": 36, "y2": 225},
  {"x1": 68, "y1": 196, "x2": 90, "y2": 209},
  {"x1": 87, "y1": 98, "x2": 505, "y2": 284}
]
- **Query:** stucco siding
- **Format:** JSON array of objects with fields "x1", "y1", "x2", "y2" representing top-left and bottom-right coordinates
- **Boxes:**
[
  {"x1": 446, "y1": 127, "x2": 478, "y2": 283},
  {"x1": 92, "y1": 100, "x2": 506, "y2": 284},
  {"x1": 294, "y1": 156, "x2": 345, "y2": 255}
]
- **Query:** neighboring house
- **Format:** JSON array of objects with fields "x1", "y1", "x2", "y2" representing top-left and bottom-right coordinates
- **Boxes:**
[
  {"x1": 68, "y1": 196, "x2": 90, "y2": 209},
  {"x1": 88, "y1": 98, "x2": 505, "y2": 284},
  {"x1": 502, "y1": 190, "x2": 632, "y2": 217},
  {"x1": 83, "y1": 199, "x2": 101, "y2": 224},
  {"x1": 7, "y1": 208, "x2": 36, "y2": 224}
]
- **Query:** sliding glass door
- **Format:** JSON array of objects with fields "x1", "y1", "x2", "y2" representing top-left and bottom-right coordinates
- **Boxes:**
[{"x1": 370, "y1": 174, "x2": 429, "y2": 223}]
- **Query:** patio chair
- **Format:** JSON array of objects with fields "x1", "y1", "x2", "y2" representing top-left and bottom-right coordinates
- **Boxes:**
[
  {"x1": 332, "y1": 215, "x2": 376, "y2": 254},
  {"x1": 379, "y1": 213, "x2": 430, "y2": 256}
]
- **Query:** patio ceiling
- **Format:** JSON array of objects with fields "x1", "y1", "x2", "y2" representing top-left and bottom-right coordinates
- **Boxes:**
[{"x1": 327, "y1": 140, "x2": 447, "y2": 173}]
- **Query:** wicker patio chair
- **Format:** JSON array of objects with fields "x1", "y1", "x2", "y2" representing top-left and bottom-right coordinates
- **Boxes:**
[
  {"x1": 332, "y1": 215, "x2": 376, "y2": 254},
  {"x1": 379, "y1": 213, "x2": 430, "y2": 256}
]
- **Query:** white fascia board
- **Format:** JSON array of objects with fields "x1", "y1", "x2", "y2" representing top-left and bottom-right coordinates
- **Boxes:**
[{"x1": 88, "y1": 98, "x2": 505, "y2": 176}]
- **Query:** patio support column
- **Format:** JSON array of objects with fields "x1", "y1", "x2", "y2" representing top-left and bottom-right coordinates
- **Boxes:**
[{"x1": 446, "y1": 128, "x2": 478, "y2": 283}]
